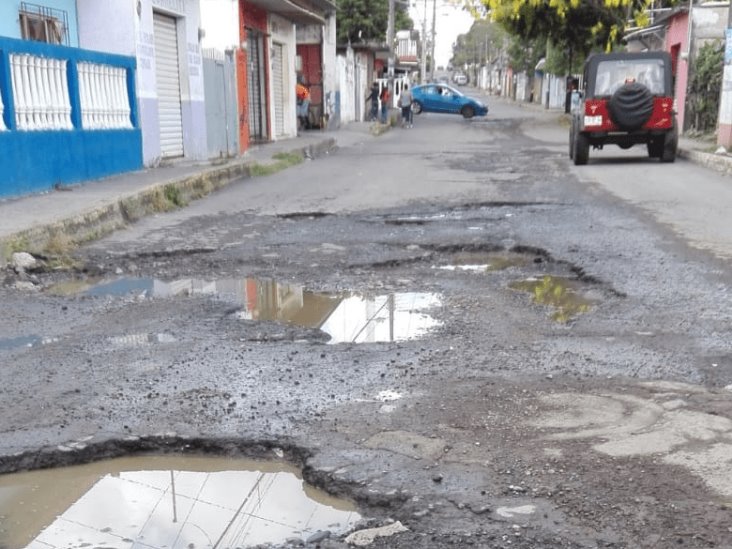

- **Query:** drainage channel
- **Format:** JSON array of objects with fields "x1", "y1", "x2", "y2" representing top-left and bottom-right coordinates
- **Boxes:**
[
  {"x1": 0, "y1": 455, "x2": 361, "y2": 549},
  {"x1": 47, "y1": 276, "x2": 443, "y2": 344}
]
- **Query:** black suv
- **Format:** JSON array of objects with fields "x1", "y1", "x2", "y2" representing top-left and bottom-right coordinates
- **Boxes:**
[{"x1": 570, "y1": 51, "x2": 677, "y2": 165}]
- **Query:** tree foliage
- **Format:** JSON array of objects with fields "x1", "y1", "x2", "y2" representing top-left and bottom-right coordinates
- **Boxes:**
[
  {"x1": 687, "y1": 40, "x2": 724, "y2": 133},
  {"x1": 450, "y1": 19, "x2": 507, "y2": 68},
  {"x1": 337, "y1": 0, "x2": 413, "y2": 45},
  {"x1": 451, "y1": 19, "x2": 545, "y2": 75},
  {"x1": 478, "y1": 0, "x2": 675, "y2": 61}
]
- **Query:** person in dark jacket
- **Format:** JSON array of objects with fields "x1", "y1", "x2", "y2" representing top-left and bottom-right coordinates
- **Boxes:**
[{"x1": 365, "y1": 82, "x2": 379, "y2": 121}]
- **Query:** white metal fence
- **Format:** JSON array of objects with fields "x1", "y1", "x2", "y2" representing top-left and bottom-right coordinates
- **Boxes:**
[{"x1": 9, "y1": 53, "x2": 131, "y2": 131}]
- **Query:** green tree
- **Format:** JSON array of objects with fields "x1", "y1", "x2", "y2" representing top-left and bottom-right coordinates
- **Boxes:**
[
  {"x1": 337, "y1": 0, "x2": 413, "y2": 45},
  {"x1": 479, "y1": 0, "x2": 678, "y2": 61},
  {"x1": 686, "y1": 40, "x2": 724, "y2": 134},
  {"x1": 450, "y1": 19, "x2": 507, "y2": 69}
]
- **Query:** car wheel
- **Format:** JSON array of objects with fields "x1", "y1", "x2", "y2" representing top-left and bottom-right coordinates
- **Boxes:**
[
  {"x1": 661, "y1": 122, "x2": 678, "y2": 163},
  {"x1": 573, "y1": 130, "x2": 589, "y2": 165},
  {"x1": 569, "y1": 118, "x2": 575, "y2": 160},
  {"x1": 411, "y1": 101, "x2": 423, "y2": 115},
  {"x1": 607, "y1": 82, "x2": 654, "y2": 131},
  {"x1": 461, "y1": 105, "x2": 475, "y2": 119}
]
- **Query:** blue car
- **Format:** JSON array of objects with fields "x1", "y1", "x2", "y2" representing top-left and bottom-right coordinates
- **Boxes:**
[{"x1": 410, "y1": 83, "x2": 488, "y2": 119}]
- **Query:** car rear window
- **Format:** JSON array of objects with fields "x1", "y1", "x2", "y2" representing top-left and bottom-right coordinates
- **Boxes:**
[{"x1": 595, "y1": 59, "x2": 665, "y2": 96}]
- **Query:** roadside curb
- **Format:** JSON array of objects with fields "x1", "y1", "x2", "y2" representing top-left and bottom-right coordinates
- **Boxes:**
[
  {"x1": 677, "y1": 147, "x2": 732, "y2": 176},
  {"x1": 0, "y1": 137, "x2": 337, "y2": 266}
]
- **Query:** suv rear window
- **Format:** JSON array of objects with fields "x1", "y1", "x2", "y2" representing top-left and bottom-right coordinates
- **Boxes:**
[{"x1": 595, "y1": 58, "x2": 665, "y2": 96}]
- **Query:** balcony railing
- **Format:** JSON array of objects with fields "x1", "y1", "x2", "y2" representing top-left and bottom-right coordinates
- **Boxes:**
[
  {"x1": 78, "y1": 62, "x2": 132, "y2": 129},
  {"x1": 10, "y1": 54, "x2": 72, "y2": 130},
  {"x1": 0, "y1": 82, "x2": 5, "y2": 131},
  {"x1": 0, "y1": 36, "x2": 137, "y2": 132}
]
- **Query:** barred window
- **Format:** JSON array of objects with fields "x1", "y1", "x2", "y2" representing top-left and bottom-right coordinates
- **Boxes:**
[{"x1": 19, "y1": 2, "x2": 69, "y2": 46}]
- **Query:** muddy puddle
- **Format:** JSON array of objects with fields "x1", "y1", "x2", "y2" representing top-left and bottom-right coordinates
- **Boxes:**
[
  {"x1": 47, "y1": 277, "x2": 442, "y2": 344},
  {"x1": 436, "y1": 251, "x2": 532, "y2": 272},
  {"x1": 0, "y1": 455, "x2": 361, "y2": 549},
  {"x1": 510, "y1": 275, "x2": 596, "y2": 323}
]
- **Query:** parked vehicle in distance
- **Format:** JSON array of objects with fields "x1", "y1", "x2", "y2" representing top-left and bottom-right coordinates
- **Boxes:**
[
  {"x1": 453, "y1": 73, "x2": 468, "y2": 86},
  {"x1": 410, "y1": 83, "x2": 487, "y2": 119},
  {"x1": 570, "y1": 51, "x2": 677, "y2": 165}
]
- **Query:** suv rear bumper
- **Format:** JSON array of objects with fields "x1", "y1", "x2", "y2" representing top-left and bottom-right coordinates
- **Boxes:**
[{"x1": 583, "y1": 129, "x2": 670, "y2": 147}]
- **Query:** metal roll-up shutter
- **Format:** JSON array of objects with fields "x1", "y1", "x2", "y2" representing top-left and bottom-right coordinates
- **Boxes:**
[
  {"x1": 272, "y1": 43, "x2": 285, "y2": 137},
  {"x1": 154, "y1": 12, "x2": 184, "y2": 158},
  {"x1": 247, "y1": 30, "x2": 267, "y2": 142}
]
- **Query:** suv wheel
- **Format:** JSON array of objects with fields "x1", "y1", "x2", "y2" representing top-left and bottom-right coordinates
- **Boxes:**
[
  {"x1": 661, "y1": 122, "x2": 678, "y2": 163},
  {"x1": 608, "y1": 82, "x2": 654, "y2": 131},
  {"x1": 573, "y1": 128, "x2": 589, "y2": 165},
  {"x1": 569, "y1": 118, "x2": 576, "y2": 159}
]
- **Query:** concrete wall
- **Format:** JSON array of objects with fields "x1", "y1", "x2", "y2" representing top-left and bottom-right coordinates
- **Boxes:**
[
  {"x1": 666, "y1": 12, "x2": 690, "y2": 130},
  {"x1": 323, "y1": 13, "x2": 338, "y2": 129},
  {"x1": 80, "y1": 0, "x2": 206, "y2": 166},
  {"x1": 0, "y1": 0, "x2": 79, "y2": 46},
  {"x1": 77, "y1": 0, "x2": 135, "y2": 55},
  {"x1": 203, "y1": 50, "x2": 239, "y2": 157},
  {"x1": 269, "y1": 13, "x2": 297, "y2": 140}
]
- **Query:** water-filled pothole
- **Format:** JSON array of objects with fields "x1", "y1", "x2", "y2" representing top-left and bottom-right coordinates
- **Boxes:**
[
  {"x1": 0, "y1": 335, "x2": 41, "y2": 351},
  {"x1": 47, "y1": 277, "x2": 443, "y2": 344},
  {"x1": 436, "y1": 251, "x2": 533, "y2": 272},
  {"x1": 509, "y1": 275, "x2": 596, "y2": 323},
  {"x1": 0, "y1": 455, "x2": 361, "y2": 549},
  {"x1": 0, "y1": 335, "x2": 59, "y2": 351}
]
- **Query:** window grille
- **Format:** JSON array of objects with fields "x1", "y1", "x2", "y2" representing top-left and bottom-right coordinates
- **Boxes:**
[{"x1": 19, "y1": 2, "x2": 69, "y2": 46}]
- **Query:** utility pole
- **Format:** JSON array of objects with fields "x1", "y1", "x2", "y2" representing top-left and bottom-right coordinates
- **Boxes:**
[
  {"x1": 387, "y1": 0, "x2": 395, "y2": 78},
  {"x1": 430, "y1": 0, "x2": 436, "y2": 81},
  {"x1": 718, "y1": 0, "x2": 732, "y2": 148},
  {"x1": 420, "y1": 0, "x2": 427, "y2": 83}
]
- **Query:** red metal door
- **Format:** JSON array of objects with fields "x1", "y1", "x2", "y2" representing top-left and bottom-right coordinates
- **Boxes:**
[{"x1": 297, "y1": 44, "x2": 322, "y2": 125}]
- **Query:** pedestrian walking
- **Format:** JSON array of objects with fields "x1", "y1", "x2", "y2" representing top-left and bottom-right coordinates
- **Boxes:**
[
  {"x1": 398, "y1": 83, "x2": 413, "y2": 128},
  {"x1": 379, "y1": 84, "x2": 391, "y2": 124},
  {"x1": 296, "y1": 77, "x2": 311, "y2": 131},
  {"x1": 365, "y1": 83, "x2": 379, "y2": 122}
]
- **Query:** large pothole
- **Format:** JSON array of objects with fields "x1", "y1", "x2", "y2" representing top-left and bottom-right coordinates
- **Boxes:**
[{"x1": 0, "y1": 450, "x2": 362, "y2": 549}]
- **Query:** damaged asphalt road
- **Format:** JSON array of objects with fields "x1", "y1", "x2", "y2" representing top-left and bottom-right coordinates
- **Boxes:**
[{"x1": 1, "y1": 101, "x2": 732, "y2": 548}]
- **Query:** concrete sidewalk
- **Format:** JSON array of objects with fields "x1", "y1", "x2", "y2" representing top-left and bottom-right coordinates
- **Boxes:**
[
  {"x1": 0, "y1": 122, "x2": 374, "y2": 264},
  {"x1": 1, "y1": 107, "x2": 729, "y2": 265}
]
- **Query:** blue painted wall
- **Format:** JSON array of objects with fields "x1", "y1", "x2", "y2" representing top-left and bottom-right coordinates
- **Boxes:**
[
  {"x1": 0, "y1": 37, "x2": 142, "y2": 198},
  {"x1": 0, "y1": 1, "x2": 79, "y2": 47}
]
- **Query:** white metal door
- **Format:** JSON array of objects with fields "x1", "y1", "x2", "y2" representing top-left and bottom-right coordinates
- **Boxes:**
[
  {"x1": 154, "y1": 12, "x2": 184, "y2": 158},
  {"x1": 272, "y1": 43, "x2": 285, "y2": 137}
]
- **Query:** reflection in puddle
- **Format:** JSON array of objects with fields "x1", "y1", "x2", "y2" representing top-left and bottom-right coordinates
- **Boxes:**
[
  {"x1": 107, "y1": 333, "x2": 178, "y2": 348},
  {"x1": 437, "y1": 251, "x2": 532, "y2": 273},
  {"x1": 0, "y1": 335, "x2": 59, "y2": 351},
  {"x1": 0, "y1": 335, "x2": 41, "y2": 350},
  {"x1": 0, "y1": 455, "x2": 360, "y2": 549},
  {"x1": 510, "y1": 275, "x2": 595, "y2": 323},
  {"x1": 48, "y1": 277, "x2": 442, "y2": 344}
]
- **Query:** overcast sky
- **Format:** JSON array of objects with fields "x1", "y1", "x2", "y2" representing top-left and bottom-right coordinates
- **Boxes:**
[{"x1": 410, "y1": 0, "x2": 476, "y2": 68}]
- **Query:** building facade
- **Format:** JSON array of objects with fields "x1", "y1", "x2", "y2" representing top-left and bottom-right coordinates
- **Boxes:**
[{"x1": 78, "y1": 0, "x2": 208, "y2": 165}]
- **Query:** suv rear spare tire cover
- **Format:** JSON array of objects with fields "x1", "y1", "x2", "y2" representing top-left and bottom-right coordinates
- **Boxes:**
[{"x1": 607, "y1": 82, "x2": 654, "y2": 131}]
